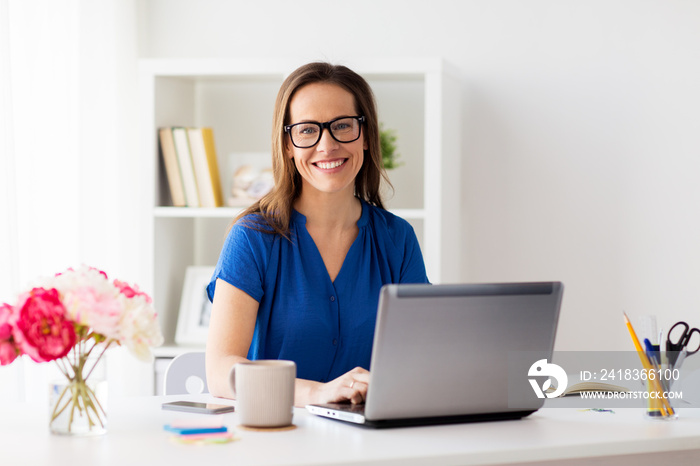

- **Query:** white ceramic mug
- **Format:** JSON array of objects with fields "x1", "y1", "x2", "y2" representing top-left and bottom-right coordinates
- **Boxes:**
[{"x1": 229, "y1": 360, "x2": 296, "y2": 427}]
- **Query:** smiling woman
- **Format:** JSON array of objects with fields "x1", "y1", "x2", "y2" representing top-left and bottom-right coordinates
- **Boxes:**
[
  {"x1": 285, "y1": 82, "x2": 367, "y2": 205},
  {"x1": 234, "y1": 62, "x2": 388, "y2": 239},
  {"x1": 205, "y1": 62, "x2": 430, "y2": 408}
]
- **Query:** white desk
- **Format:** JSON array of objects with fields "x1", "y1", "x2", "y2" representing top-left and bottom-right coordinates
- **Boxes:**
[{"x1": 1, "y1": 395, "x2": 699, "y2": 465}]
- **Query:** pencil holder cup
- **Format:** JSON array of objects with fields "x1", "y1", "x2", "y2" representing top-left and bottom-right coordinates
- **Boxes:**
[{"x1": 644, "y1": 373, "x2": 678, "y2": 421}]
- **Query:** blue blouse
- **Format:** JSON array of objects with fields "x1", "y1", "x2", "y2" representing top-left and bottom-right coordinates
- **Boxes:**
[{"x1": 207, "y1": 200, "x2": 429, "y2": 382}]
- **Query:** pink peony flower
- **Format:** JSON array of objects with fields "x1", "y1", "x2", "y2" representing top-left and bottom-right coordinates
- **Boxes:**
[
  {"x1": 11, "y1": 265, "x2": 163, "y2": 364},
  {"x1": 12, "y1": 288, "x2": 76, "y2": 363},
  {"x1": 43, "y1": 265, "x2": 123, "y2": 340},
  {"x1": 92, "y1": 267, "x2": 108, "y2": 280},
  {"x1": 0, "y1": 341, "x2": 18, "y2": 365},
  {"x1": 0, "y1": 303, "x2": 19, "y2": 365},
  {"x1": 117, "y1": 295, "x2": 163, "y2": 361},
  {"x1": 0, "y1": 303, "x2": 13, "y2": 339},
  {"x1": 56, "y1": 266, "x2": 107, "y2": 280},
  {"x1": 113, "y1": 279, "x2": 152, "y2": 303},
  {"x1": 61, "y1": 286, "x2": 122, "y2": 340}
]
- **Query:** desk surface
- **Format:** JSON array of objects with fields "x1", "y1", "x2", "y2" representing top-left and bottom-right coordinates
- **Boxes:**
[{"x1": 2, "y1": 395, "x2": 700, "y2": 466}]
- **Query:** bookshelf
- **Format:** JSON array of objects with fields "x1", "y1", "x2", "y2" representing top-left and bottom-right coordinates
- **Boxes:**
[{"x1": 139, "y1": 58, "x2": 462, "y2": 392}]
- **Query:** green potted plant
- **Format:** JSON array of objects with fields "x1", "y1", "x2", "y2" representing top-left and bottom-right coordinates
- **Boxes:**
[{"x1": 380, "y1": 124, "x2": 401, "y2": 170}]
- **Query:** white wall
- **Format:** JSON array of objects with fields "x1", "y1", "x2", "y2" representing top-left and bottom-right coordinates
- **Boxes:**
[
  {"x1": 1, "y1": 0, "x2": 153, "y2": 401},
  {"x1": 135, "y1": 0, "x2": 700, "y2": 351}
]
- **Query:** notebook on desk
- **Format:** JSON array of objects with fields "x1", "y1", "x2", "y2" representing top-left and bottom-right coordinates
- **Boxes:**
[{"x1": 306, "y1": 282, "x2": 564, "y2": 428}]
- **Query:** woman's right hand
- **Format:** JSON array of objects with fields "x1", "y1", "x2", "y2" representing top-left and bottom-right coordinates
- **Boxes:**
[{"x1": 300, "y1": 367, "x2": 370, "y2": 407}]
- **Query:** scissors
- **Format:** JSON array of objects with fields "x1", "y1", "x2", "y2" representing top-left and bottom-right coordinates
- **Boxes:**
[{"x1": 666, "y1": 321, "x2": 700, "y2": 369}]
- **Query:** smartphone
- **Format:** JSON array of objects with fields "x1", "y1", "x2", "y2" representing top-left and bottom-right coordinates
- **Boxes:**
[{"x1": 162, "y1": 401, "x2": 235, "y2": 414}]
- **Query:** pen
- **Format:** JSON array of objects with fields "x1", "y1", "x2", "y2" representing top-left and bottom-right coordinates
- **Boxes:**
[
  {"x1": 644, "y1": 338, "x2": 671, "y2": 393},
  {"x1": 623, "y1": 312, "x2": 674, "y2": 417},
  {"x1": 644, "y1": 338, "x2": 655, "y2": 363},
  {"x1": 643, "y1": 338, "x2": 660, "y2": 366}
]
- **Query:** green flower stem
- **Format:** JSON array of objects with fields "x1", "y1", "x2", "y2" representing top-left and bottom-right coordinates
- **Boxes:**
[
  {"x1": 68, "y1": 386, "x2": 78, "y2": 430},
  {"x1": 84, "y1": 341, "x2": 111, "y2": 381},
  {"x1": 56, "y1": 358, "x2": 71, "y2": 379},
  {"x1": 50, "y1": 338, "x2": 109, "y2": 433},
  {"x1": 50, "y1": 384, "x2": 71, "y2": 421},
  {"x1": 78, "y1": 383, "x2": 97, "y2": 428},
  {"x1": 86, "y1": 384, "x2": 106, "y2": 421}
]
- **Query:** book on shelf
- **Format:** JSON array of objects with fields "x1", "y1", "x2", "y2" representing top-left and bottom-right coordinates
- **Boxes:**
[
  {"x1": 158, "y1": 128, "x2": 186, "y2": 207},
  {"x1": 171, "y1": 127, "x2": 200, "y2": 207},
  {"x1": 187, "y1": 127, "x2": 224, "y2": 208}
]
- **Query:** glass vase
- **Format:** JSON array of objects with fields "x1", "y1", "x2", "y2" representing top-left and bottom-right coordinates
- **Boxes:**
[{"x1": 49, "y1": 357, "x2": 108, "y2": 436}]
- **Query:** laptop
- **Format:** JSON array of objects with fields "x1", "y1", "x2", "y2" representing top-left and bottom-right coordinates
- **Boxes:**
[{"x1": 306, "y1": 282, "x2": 564, "y2": 428}]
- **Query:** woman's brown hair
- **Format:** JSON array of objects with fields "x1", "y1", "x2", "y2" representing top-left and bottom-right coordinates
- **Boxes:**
[{"x1": 234, "y1": 62, "x2": 390, "y2": 238}]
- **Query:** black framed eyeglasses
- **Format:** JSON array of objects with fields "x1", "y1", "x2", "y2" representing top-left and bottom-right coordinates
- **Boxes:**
[{"x1": 284, "y1": 116, "x2": 365, "y2": 149}]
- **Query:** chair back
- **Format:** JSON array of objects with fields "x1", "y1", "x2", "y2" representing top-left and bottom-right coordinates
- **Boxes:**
[{"x1": 163, "y1": 351, "x2": 208, "y2": 395}]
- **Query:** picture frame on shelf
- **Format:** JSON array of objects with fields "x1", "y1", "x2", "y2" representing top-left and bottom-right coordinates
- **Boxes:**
[{"x1": 175, "y1": 266, "x2": 215, "y2": 346}]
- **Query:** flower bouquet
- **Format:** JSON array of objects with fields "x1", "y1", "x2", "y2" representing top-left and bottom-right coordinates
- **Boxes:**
[{"x1": 0, "y1": 266, "x2": 163, "y2": 435}]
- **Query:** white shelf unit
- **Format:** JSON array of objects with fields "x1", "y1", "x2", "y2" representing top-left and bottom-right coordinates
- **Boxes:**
[{"x1": 139, "y1": 58, "x2": 462, "y2": 387}]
